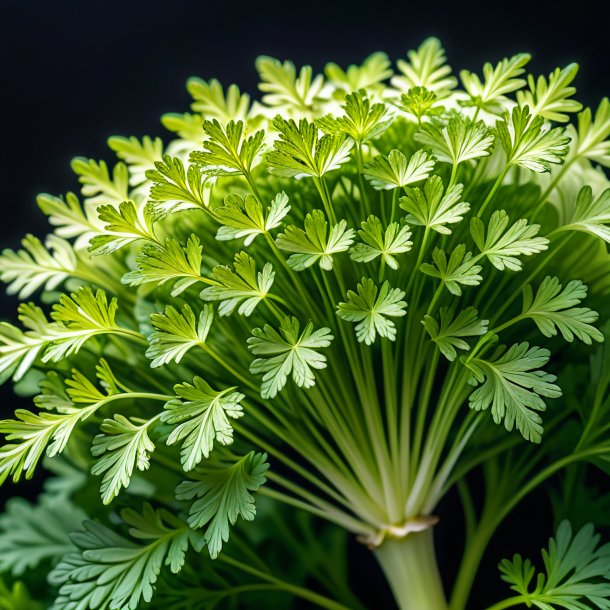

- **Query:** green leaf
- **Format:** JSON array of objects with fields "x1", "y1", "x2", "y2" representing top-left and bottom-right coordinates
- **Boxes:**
[
  {"x1": 324, "y1": 52, "x2": 393, "y2": 92},
  {"x1": 146, "y1": 155, "x2": 211, "y2": 210},
  {"x1": 276, "y1": 209, "x2": 355, "y2": 271},
  {"x1": 422, "y1": 307, "x2": 488, "y2": 361},
  {"x1": 516, "y1": 63, "x2": 582, "y2": 122},
  {"x1": 146, "y1": 304, "x2": 213, "y2": 368},
  {"x1": 256, "y1": 56, "x2": 325, "y2": 115},
  {"x1": 215, "y1": 191, "x2": 290, "y2": 245},
  {"x1": 248, "y1": 317, "x2": 333, "y2": 399},
  {"x1": 460, "y1": 53, "x2": 531, "y2": 113},
  {"x1": 176, "y1": 451, "x2": 268, "y2": 559},
  {"x1": 574, "y1": 97, "x2": 610, "y2": 166},
  {"x1": 337, "y1": 278, "x2": 407, "y2": 345},
  {"x1": 186, "y1": 77, "x2": 251, "y2": 123},
  {"x1": 162, "y1": 377, "x2": 244, "y2": 471},
  {"x1": 91, "y1": 414, "x2": 157, "y2": 504},
  {"x1": 190, "y1": 119, "x2": 264, "y2": 176},
  {"x1": 520, "y1": 276, "x2": 603, "y2": 344},
  {"x1": 267, "y1": 117, "x2": 354, "y2": 179},
  {"x1": 497, "y1": 105, "x2": 570, "y2": 172},
  {"x1": 316, "y1": 90, "x2": 391, "y2": 144},
  {"x1": 400, "y1": 176, "x2": 470, "y2": 234},
  {"x1": 498, "y1": 521, "x2": 610, "y2": 609},
  {"x1": 0, "y1": 494, "x2": 86, "y2": 576},
  {"x1": 363, "y1": 149, "x2": 434, "y2": 190},
  {"x1": 123, "y1": 235, "x2": 204, "y2": 296},
  {"x1": 465, "y1": 342, "x2": 562, "y2": 442},
  {"x1": 50, "y1": 504, "x2": 204, "y2": 610},
  {"x1": 0, "y1": 578, "x2": 43, "y2": 610},
  {"x1": 36, "y1": 192, "x2": 101, "y2": 250},
  {"x1": 90, "y1": 200, "x2": 158, "y2": 255},
  {"x1": 161, "y1": 112, "x2": 205, "y2": 145},
  {"x1": 71, "y1": 157, "x2": 130, "y2": 206},
  {"x1": 350, "y1": 215, "x2": 412, "y2": 269},
  {"x1": 200, "y1": 252, "x2": 275, "y2": 316},
  {"x1": 108, "y1": 135, "x2": 164, "y2": 186},
  {"x1": 470, "y1": 210, "x2": 548, "y2": 271},
  {"x1": 557, "y1": 185, "x2": 610, "y2": 243},
  {"x1": 0, "y1": 234, "x2": 77, "y2": 298},
  {"x1": 420, "y1": 245, "x2": 483, "y2": 296},
  {"x1": 395, "y1": 87, "x2": 443, "y2": 122},
  {"x1": 391, "y1": 37, "x2": 457, "y2": 98},
  {"x1": 415, "y1": 116, "x2": 494, "y2": 165}
]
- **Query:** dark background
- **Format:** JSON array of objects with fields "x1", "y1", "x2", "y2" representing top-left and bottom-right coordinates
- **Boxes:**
[{"x1": 1, "y1": 0, "x2": 609, "y2": 607}]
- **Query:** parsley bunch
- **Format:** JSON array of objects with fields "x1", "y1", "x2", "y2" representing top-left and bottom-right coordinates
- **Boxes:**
[{"x1": 0, "y1": 38, "x2": 609, "y2": 610}]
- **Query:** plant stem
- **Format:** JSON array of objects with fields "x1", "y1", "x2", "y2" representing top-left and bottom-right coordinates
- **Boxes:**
[{"x1": 374, "y1": 530, "x2": 448, "y2": 610}]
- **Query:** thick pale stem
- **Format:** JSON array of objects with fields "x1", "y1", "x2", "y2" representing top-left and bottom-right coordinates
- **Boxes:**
[{"x1": 374, "y1": 530, "x2": 448, "y2": 610}]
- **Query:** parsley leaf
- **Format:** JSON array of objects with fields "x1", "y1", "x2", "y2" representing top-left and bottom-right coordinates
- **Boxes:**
[
  {"x1": 146, "y1": 304, "x2": 213, "y2": 367},
  {"x1": 176, "y1": 451, "x2": 268, "y2": 559},
  {"x1": 498, "y1": 521, "x2": 610, "y2": 609},
  {"x1": 200, "y1": 252, "x2": 275, "y2": 316},
  {"x1": 50, "y1": 505, "x2": 204, "y2": 609},
  {"x1": 267, "y1": 117, "x2": 354, "y2": 179},
  {"x1": 400, "y1": 176, "x2": 470, "y2": 234},
  {"x1": 465, "y1": 342, "x2": 562, "y2": 442},
  {"x1": 521, "y1": 276, "x2": 603, "y2": 344},
  {"x1": 420, "y1": 245, "x2": 483, "y2": 295},
  {"x1": 337, "y1": 278, "x2": 407, "y2": 344},
  {"x1": 363, "y1": 149, "x2": 434, "y2": 190},
  {"x1": 276, "y1": 209, "x2": 355, "y2": 271},
  {"x1": 316, "y1": 90, "x2": 391, "y2": 144},
  {"x1": 422, "y1": 307, "x2": 488, "y2": 361},
  {"x1": 460, "y1": 53, "x2": 531, "y2": 114},
  {"x1": 350, "y1": 215, "x2": 412, "y2": 269},
  {"x1": 391, "y1": 37, "x2": 457, "y2": 98},
  {"x1": 395, "y1": 87, "x2": 443, "y2": 123},
  {"x1": 557, "y1": 186, "x2": 610, "y2": 243},
  {"x1": 415, "y1": 115, "x2": 494, "y2": 166},
  {"x1": 71, "y1": 158, "x2": 129, "y2": 206},
  {"x1": 186, "y1": 77, "x2": 251, "y2": 124},
  {"x1": 470, "y1": 210, "x2": 548, "y2": 271},
  {"x1": 190, "y1": 119, "x2": 264, "y2": 176},
  {"x1": 574, "y1": 97, "x2": 610, "y2": 166},
  {"x1": 215, "y1": 191, "x2": 290, "y2": 245},
  {"x1": 91, "y1": 414, "x2": 158, "y2": 504},
  {"x1": 123, "y1": 235, "x2": 204, "y2": 296},
  {"x1": 162, "y1": 378, "x2": 244, "y2": 471},
  {"x1": 108, "y1": 135, "x2": 164, "y2": 186},
  {"x1": 516, "y1": 63, "x2": 582, "y2": 122},
  {"x1": 497, "y1": 105, "x2": 570, "y2": 172},
  {"x1": 248, "y1": 317, "x2": 333, "y2": 398},
  {"x1": 325, "y1": 52, "x2": 393, "y2": 92}
]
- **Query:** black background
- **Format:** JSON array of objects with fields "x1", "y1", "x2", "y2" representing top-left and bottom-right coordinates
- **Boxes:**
[{"x1": 1, "y1": 0, "x2": 609, "y2": 607}]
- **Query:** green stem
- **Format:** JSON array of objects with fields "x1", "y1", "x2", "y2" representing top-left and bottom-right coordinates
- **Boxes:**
[
  {"x1": 374, "y1": 530, "x2": 447, "y2": 610},
  {"x1": 477, "y1": 166, "x2": 509, "y2": 218},
  {"x1": 483, "y1": 597, "x2": 529, "y2": 610}
]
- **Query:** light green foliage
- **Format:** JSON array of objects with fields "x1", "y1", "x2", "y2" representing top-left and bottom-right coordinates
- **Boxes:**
[
  {"x1": 415, "y1": 115, "x2": 494, "y2": 166},
  {"x1": 248, "y1": 317, "x2": 333, "y2": 398},
  {"x1": 276, "y1": 209, "x2": 354, "y2": 271},
  {"x1": 337, "y1": 278, "x2": 407, "y2": 344},
  {"x1": 400, "y1": 176, "x2": 470, "y2": 234},
  {"x1": 420, "y1": 244, "x2": 483, "y2": 295},
  {"x1": 200, "y1": 252, "x2": 275, "y2": 316},
  {"x1": 465, "y1": 343, "x2": 562, "y2": 442},
  {"x1": 215, "y1": 191, "x2": 290, "y2": 244},
  {"x1": 162, "y1": 377, "x2": 244, "y2": 470},
  {"x1": 521, "y1": 276, "x2": 603, "y2": 344},
  {"x1": 176, "y1": 452, "x2": 268, "y2": 558},
  {"x1": 50, "y1": 504, "x2": 204, "y2": 610},
  {"x1": 1, "y1": 39, "x2": 609, "y2": 610},
  {"x1": 123, "y1": 235, "x2": 204, "y2": 296},
  {"x1": 470, "y1": 210, "x2": 548, "y2": 271},
  {"x1": 498, "y1": 521, "x2": 610, "y2": 609},
  {"x1": 146, "y1": 304, "x2": 213, "y2": 367},
  {"x1": 350, "y1": 215, "x2": 412, "y2": 269},
  {"x1": 392, "y1": 37, "x2": 457, "y2": 97},
  {"x1": 497, "y1": 105, "x2": 570, "y2": 172},
  {"x1": 460, "y1": 52, "x2": 531, "y2": 114},
  {"x1": 364, "y1": 149, "x2": 435, "y2": 190},
  {"x1": 0, "y1": 579, "x2": 42, "y2": 610},
  {"x1": 423, "y1": 307, "x2": 488, "y2": 361}
]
